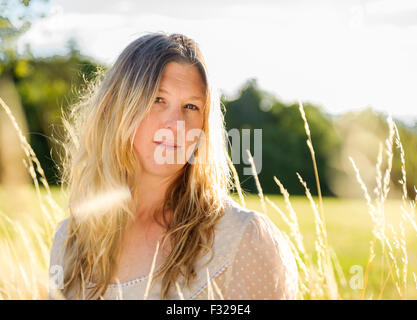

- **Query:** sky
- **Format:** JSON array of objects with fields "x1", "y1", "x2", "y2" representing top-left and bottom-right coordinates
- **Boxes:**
[{"x1": 16, "y1": 0, "x2": 417, "y2": 125}]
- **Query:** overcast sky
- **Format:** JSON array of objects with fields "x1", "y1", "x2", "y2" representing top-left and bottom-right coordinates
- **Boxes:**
[{"x1": 18, "y1": 0, "x2": 417, "y2": 124}]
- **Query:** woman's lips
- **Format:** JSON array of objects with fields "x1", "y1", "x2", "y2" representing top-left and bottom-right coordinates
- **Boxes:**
[{"x1": 153, "y1": 141, "x2": 180, "y2": 149}]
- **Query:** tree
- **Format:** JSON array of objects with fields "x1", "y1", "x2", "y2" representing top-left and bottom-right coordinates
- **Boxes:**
[
  {"x1": 222, "y1": 79, "x2": 342, "y2": 196},
  {"x1": 0, "y1": 0, "x2": 48, "y2": 213}
]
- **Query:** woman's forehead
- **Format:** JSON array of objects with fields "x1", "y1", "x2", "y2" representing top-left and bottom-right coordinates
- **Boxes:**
[
  {"x1": 158, "y1": 87, "x2": 205, "y2": 104},
  {"x1": 160, "y1": 62, "x2": 203, "y2": 83}
]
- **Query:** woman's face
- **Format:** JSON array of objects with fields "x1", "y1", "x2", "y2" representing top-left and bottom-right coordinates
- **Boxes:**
[{"x1": 133, "y1": 61, "x2": 206, "y2": 178}]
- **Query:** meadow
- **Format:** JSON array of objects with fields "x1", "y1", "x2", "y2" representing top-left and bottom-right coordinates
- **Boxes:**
[
  {"x1": 243, "y1": 194, "x2": 417, "y2": 299},
  {"x1": 0, "y1": 97, "x2": 415, "y2": 299},
  {"x1": 0, "y1": 186, "x2": 415, "y2": 299}
]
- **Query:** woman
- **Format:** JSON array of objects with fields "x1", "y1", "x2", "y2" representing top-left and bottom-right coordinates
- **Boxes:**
[{"x1": 49, "y1": 32, "x2": 298, "y2": 300}]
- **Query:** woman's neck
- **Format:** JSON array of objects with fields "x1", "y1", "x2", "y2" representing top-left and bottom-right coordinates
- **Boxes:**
[{"x1": 130, "y1": 171, "x2": 175, "y2": 226}]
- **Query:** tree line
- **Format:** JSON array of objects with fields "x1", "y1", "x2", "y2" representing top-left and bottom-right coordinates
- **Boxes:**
[{"x1": 1, "y1": 50, "x2": 416, "y2": 198}]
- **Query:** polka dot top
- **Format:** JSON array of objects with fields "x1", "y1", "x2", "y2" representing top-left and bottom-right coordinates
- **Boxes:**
[{"x1": 48, "y1": 196, "x2": 299, "y2": 300}]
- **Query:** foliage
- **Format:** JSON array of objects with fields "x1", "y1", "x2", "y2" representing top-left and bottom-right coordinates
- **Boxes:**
[
  {"x1": 13, "y1": 51, "x2": 105, "y2": 184},
  {"x1": 222, "y1": 79, "x2": 342, "y2": 196}
]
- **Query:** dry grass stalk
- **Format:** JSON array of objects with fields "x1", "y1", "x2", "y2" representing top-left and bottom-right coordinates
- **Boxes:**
[
  {"x1": 296, "y1": 172, "x2": 338, "y2": 300},
  {"x1": 226, "y1": 153, "x2": 246, "y2": 207},
  {"x1": 264, "y1": 194, "x2": 308, "y2": 270},
  {"x1": 280, "y1": 230, "x2": 309, "y2": 298},
  {"x1": 399, "y1": 221, "x2": 408, "y2": 296},
  {"x1": 329, "y1": 247, "x2": 347, "y2": 289},
  {"x1": 246, "y1": 149, "x2": 267, "y2": 214},
  {"x1": 298, "y1": 101, "x2": 326, "y2": 235},
  {"x1": 271, "y1": 177, "x2": 306, "y2": 258},
  {"x1": 211, "y1": 278, "x2": 224, "y2": 300},
  {"x1": 360, "y1": 237, "x2": 376, "y2": 299},
  {"x1": 174, "y1": 281, "x2": 185, "y2": 300},
  {"x1": 114, "y1": 277, "x2": 123, "y2": 300},
  {"x1": 349, "y1": 115, "x2": 413, "y2": 299},
  {"x1": 0, "y1": 97, "x2": 64, "y2": 228},
  {"x1": 1, "y1": 90, "x2": 417, "y2": 300},
  {"x1": 143, "y1": 241, "x2": 160, "y2": 300},
  {"x1": 206, "y1": 268, "x2": 214, "y2": 300}
]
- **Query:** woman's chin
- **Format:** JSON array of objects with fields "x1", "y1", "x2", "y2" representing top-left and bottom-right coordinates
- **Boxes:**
[{"x1": 146, "y1": 163, "x2": 185, "y2": 177}]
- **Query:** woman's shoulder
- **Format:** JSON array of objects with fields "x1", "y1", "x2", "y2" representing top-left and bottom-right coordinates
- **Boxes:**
[
  {"x1": 185, "y1": 196, "x2": 296, "y2": 299},
  {"x1": 206, "y1": 196, "x2": 271, "y2": 262},
  {"x1": 220, "y1": 196, "x2": 260, "y2": 225},
  {"x1": 221, "y1": 197, "x2": 299, "y2": 299},
  {"x1": 221, "y1": 196, "x2": 297, "y2": 275},
  {"x1": 224, "y1": 197, "x2": 293, "y2": 256},
  {"x1": 219, "y1": 196, "x2": 275, "y2": 238}
]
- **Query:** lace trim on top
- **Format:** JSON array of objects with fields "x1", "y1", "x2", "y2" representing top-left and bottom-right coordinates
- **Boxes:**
[
  {"x1": 87, "y1": 264, "x2": 164, "y2": 289},
  {"x1": 188, "y1": 261, "x2": 229, "y2": 300}
]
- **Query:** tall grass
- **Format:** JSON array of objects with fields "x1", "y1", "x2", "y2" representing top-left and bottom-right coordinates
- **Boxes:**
[
  {"x1": 0, "y1": 97, "x2": 66, "y2": 299},
  {"x1": 0, "y1": 96, "x2": 416, "y2": 299}
]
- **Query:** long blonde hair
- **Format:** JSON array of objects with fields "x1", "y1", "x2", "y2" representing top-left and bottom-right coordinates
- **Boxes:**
[{"x1": 59, "y1": 32, "x2": 239, "y2": 299}]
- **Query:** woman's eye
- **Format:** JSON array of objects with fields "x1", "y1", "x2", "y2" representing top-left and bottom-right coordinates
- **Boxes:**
[
  {"x1": 154, "y1": 98, "x2": 198, "y2": 111},
  {"x1": 184, "y1": 104, "x2": 199, "y2": 111}
]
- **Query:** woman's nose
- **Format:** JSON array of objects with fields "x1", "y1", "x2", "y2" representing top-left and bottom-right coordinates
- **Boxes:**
[
  {"x1": 162, "y1": 105, "x2": 186, "y2": 144},
  {"x1": 163, "y1": 104, "x2": 185, "y2": 130}
]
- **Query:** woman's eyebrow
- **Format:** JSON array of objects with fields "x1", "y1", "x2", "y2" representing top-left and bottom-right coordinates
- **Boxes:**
[{"x1": 158, "y1": 88, "x2": 205, "y2": 102}]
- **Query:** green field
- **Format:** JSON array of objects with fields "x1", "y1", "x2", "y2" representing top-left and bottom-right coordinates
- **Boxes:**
[
  {"x1": 0, "y1": 186, "x2": 416, "y2": 299},
  {"x1": 240, "y1": 193, "x2": 417, "y2": 299}
]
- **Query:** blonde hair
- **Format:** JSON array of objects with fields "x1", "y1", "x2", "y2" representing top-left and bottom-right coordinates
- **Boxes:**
[{"x1": 59, "y1": 32, "x2": 238, "y2": 299}]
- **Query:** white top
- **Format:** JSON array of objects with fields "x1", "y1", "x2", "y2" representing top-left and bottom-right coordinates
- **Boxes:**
[{"x1": 49, "y1": 197, "x2": 299, "y2": 300}]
